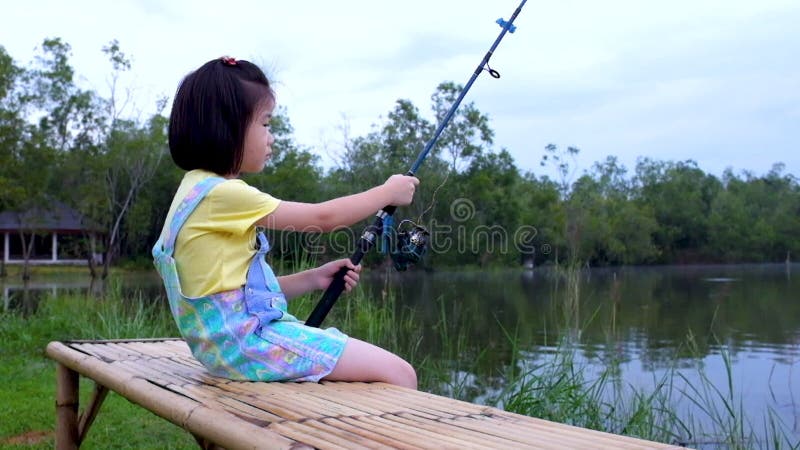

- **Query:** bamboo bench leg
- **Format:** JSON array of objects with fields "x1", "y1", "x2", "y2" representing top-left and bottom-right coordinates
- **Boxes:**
[
  {"x1": 77, "y1": 383, "x2": 109, "y2": 444},
  {"x1": 56, "y1": 363, "x2": 79, "y2": 450},
  {"x1": 193, "y1": 434, "x2": 225, "y2": 449},
  {"x1": 55, "y1": 363, "x2": 110, "y2": 449}
]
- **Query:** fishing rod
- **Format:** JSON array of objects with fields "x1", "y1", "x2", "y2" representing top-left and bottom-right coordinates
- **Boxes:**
[{"x1": 306, "y1": 0, "x2": 527, "y2": 328}]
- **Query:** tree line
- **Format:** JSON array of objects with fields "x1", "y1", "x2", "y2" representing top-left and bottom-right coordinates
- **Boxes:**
[{"x1": 1, "y1": 39, "x2": 797, "y2": 278}]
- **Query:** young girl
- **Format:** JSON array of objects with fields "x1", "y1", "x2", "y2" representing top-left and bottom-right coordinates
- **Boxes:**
[{"x1": 152, "y1": 56, "x2": 418, "y2": 389}]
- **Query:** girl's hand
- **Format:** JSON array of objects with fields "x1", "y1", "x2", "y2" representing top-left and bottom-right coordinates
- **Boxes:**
[
  {"x1": 314, "y1": 259, "x2": 362, "y2": 292},
  {"x1": 382, "y1": 174, "x2": 420, "y2": 206}
]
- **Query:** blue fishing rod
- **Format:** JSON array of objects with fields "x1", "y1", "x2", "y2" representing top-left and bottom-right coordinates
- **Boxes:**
[{"x1": 306, "y1": 0, "x2": 527, "y2": 327}]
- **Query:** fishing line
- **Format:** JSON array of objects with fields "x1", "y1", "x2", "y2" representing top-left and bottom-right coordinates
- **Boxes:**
[{"x1": 416, "y1": 169, "x2": 450, "y2": 224}]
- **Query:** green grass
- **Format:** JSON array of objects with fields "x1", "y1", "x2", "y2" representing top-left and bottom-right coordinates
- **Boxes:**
[{"x1": 0, "y1": 284, "x2": 194, "y2": 449}]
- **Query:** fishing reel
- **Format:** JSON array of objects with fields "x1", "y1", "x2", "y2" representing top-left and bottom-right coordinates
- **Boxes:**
[{"x1": 384, "y1": 219, "x2": 430, "y2": 271}]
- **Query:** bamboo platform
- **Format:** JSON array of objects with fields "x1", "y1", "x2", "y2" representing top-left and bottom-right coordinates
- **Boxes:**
[{"x1": 46, "y1": 338, "x2": 683, "y2": 449}]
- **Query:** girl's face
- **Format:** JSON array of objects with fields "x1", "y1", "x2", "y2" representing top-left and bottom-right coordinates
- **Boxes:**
[{"x1": 240, "y1": 101, "x2": 275, "y2": 174}]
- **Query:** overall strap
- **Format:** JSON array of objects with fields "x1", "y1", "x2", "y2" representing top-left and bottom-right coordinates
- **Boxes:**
[
  {"x1": 246, "y1": 231, "x2": 272, "y2": 289},
  {"x1": 243, "y1": 230, "x2": 285, "y2": 323},
  {"x1": 153, "y1": 176, "x2": 226, "y2": 258}
]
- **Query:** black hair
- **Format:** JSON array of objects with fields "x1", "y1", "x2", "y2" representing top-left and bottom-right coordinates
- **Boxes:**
[{"x1": 168, "y1": 57, "x2": 275, "y2": 175}]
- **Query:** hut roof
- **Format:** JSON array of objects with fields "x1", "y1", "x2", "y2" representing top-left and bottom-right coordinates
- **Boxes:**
[{"x1": 0, "y1": 201, "x2": 100, "y2": 233}]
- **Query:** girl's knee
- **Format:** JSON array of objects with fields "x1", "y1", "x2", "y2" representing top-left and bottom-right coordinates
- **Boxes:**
[
  {"x1": 394, "y1": 359, "x2": 417, "y2": 390},
  {"x1": 381, "y1": 357, "x2": 416, "y2": 389},
  {"x1": 324, "y1": 337, "x2": 417, "y2": 389}
]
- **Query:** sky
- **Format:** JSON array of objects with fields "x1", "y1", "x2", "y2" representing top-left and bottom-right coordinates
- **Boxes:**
[{"x1": 2, "y1": 0, "x2": 799, "y2": 180}]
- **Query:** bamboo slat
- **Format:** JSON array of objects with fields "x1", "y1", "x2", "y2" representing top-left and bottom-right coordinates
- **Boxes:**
[
  {"x1": 314, "y1": 382, "x2": 447, "y2": 418},
  {"x1": 46, "y1": 339, "x2": 685, "y2": 450},
  {"x1": 209, "y1": 382, "x2": 330, "y2": 421},
  {"x1": 102, "y1": 342, "x2": 144, "y2": 358},
  {"x1": 71, "y1": 342, "x2": 123, "y2": 362},
  {"x1": 270, "y1": 420, "x2": 375, "y2": 450},
  {"x1": 354, "y1": 414, "x2": 489, "y2": 450},
  {"x1": 265, "y1": 383, "x2": 389, "y2": 416},
  {"x1": 390, "y1": 412, "x2": 535, "y2": 449},
  {"x1": 116, "y1": 340, "x2": 179, "y2": 358},
  {"x1": 335, "y1": 381, "x2": 490, "y2": 416},
  {"x1": 448, "y1": 415, "x2": 623, "y2": 450},
  {"x1": 349, "y1": 388, "x2": 468, "y2": 419},
  {"x1": 335, "y1": 390, "x2": 441, "y2": 420},
  {"x1": 67, "y1": 337, "x2": 181, "y2": 344},
  {"x1": 320, "y1": 417, "x2": 420, "y2": 450},
  {"x1": 181, "y1": 383, "x2": 286, "y2": 423},
  {"x1": 226, "y1": 381, "x2": 376, "y2": 418},
  {"x1": 339, "y1": 415, "x2": 451, "y2": 449},
  {"x1": 161, "y1": 339, "x2": 195, "y2": 355},
  {"x1": 483, "y1": 412, "x2": 670, "y2": 449},
  {"x1": 298, "y1": 419, "x2": 397, "y2": 450}
]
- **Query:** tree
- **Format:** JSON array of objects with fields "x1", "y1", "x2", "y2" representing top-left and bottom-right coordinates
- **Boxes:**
[
  {"x1": 431, "y1": 82, "x2": 494, "y2": 172},
  {"x1": 1, "y1": 39, "x2": 102, "y2": 279},
  {"x1": 0, "y1": 46, "x2": 25, "y2": 189},
  {"x1": 708, "y1": 164, "x2": 800, "y2": 262},
  {"x1": 59, "y1": 40, "x2": 165, "y2": 278},
  {"x1": 587, "y1": 157, "x2": 658, "y2": 265},
  {"x1": 330, "y1": 97, "x2": 436, "y2": 226},
  {"x1": 515, "y1": 173, "x2": 562, "y2": 267},
  {"x1": 633, "y1": 158, "x2": 722, "y2": 262},
  {"x1": 99, "y1": 116, "x2": 166, "y2": 277},
  {"x1": 27, "y1": 38, "x2": 103, "y2": 153},
  {"x1": 540, "y1": 143, "x2": 580, "y2": 199},
  {"x1": 538, "y1": 144, "x2": 581, "y2": 264},
  {"x1": 324, "y1": 82, "x2": 498, "y2": 268},
  {"x1": 0, "y1": 46, "x2": 25, "y2": 277},
  {"x1": 458, "y1": 149, "x2": 522, "y2": 266}
]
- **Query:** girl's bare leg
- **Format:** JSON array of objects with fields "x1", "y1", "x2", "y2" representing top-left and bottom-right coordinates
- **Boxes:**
[{"x1": 323, "y1": 337, "x2": 417, "y2": 389}]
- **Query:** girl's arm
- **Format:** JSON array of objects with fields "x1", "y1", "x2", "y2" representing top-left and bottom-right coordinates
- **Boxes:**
[
  {"x1": 277, "y1": 259, "x2": 361, "y2": 300},
  {"x1": 257, "y1": 174, "x2": 418, "y2": 232},
  {"x1": 275, "y1": 271, "x2": 317, "y2": 300}
]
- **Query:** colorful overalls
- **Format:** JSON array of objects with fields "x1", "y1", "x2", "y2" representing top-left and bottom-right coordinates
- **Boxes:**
[{"x1": 152, "y1": 176, "x2": 348, "y2": 382}]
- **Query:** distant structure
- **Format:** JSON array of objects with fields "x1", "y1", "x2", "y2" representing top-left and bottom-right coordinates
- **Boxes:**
[
  {"x1": 0, "y1": 202, "x2": 101, "y2": 266},
  {"x1": 522, "y1": 251, "x2": 535, "y2": 270}
]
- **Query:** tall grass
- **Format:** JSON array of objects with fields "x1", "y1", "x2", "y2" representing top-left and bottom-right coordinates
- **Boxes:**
[
  {"x1": 1, "y1": 278, "x2": 175, "y2": 353},
  {"x1": 290, "y1": 277, "x2": 418, "y2": 348}
]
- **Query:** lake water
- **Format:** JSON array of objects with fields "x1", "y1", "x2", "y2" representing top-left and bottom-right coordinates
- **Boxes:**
[
  {"x1": 3, "y1": 263, "x2": 798, "y2": 446},
  {"x1": 371, "y1": 264, "x2": 800, "y2": 447}
]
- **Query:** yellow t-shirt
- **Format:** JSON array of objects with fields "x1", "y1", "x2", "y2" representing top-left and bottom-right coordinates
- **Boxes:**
[{"x1": 162, "y1": 169, "x2": 281, "y2": 297}]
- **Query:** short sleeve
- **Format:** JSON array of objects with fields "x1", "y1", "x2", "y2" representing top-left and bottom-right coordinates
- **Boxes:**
[{"x1": 203, "y1": 179, "x2": 281, "y2": 235}]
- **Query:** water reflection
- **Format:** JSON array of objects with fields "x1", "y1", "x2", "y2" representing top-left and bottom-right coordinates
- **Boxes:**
[
  {"x1": 1, "y1": 272, "x2": 164, "y2": 315},
  {"x1": 3, "y1": 279, "x2": 94, "y2": 315},
  {"x1": 365, "y1": 264, "x2": 798, "y2": 359}
]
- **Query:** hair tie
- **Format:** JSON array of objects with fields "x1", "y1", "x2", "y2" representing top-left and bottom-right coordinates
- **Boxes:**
[{"x1": 221, "y1": 56, "x2": 237, "y2": 66}]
